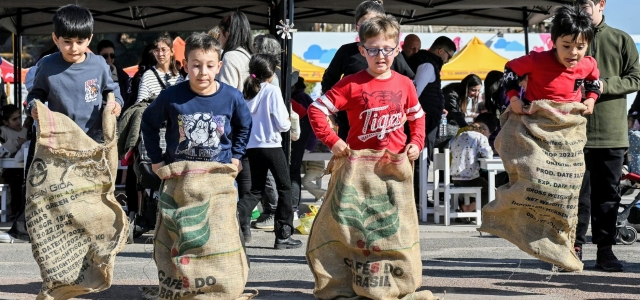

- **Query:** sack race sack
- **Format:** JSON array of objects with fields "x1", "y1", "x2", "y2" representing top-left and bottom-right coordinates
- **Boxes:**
[
  {"x1": 25, "y1": 95, "x2": 128, "y2": 300},
  {"x1": 154, "y1": 161, "x2": 251, "y2": 299},
  {"x1": 306, "y1": 149, "x2": 437, "y2": 300},
  {"x1": 479, "y1": 100, "x2": 587, "y2": 272}
]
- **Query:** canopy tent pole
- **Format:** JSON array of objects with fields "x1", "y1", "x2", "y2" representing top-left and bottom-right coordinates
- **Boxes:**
[
  {"x1": 13, "y1": 8, "x2": 23, "y2": 111},
  {"x1": 272, "y1": 0, "x2": 294, "y2": 162},
  {"x1": 523, "y1": 7, "x2": 530, "y2": 54}
]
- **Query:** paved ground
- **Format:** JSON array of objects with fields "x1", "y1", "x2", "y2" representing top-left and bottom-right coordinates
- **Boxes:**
[{"x1": 1, "y1": 218, "x2": 639, "y2": 300}]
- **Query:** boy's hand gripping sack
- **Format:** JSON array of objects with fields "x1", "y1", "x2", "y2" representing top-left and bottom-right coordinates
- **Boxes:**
[
  {"x1": 25, "y1": 94, "x2": 128, "y2": 300},
  {"x1": 154, "y1": 161, "x2": 251, "y2": 299},
  {"x1": 306, "y1": 149, "x2": 437, "y2": 300},
  {"x1": 479, "y1": 100, "x2": 586, "y2": 272}
]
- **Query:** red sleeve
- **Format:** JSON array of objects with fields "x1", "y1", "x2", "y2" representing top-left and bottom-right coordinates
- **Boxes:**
[
  {"x1": 504, "y1": 54, "x2": 534, "y2": 98},
  {"x1": 584, "y1": 57, "x2": 601, "y2": 101},
  {"x1": 404, "y1": 80, "x2": 426, "y2": 150},
  {"x1": 308, "y1": 78, "x2": 352, "y2": 149},
  {"x1": 291, "y1": 99, "x2": 307, "y2": 118}
]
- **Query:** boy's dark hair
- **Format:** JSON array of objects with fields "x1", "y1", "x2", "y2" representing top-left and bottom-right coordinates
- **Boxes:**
[
  {"x1": 184, "y1": 32, "x2": 222, "y2": 62},
  {"x1": 474, "y1": 112, "x2": 498, "y2": 133},
  {"x1": 243, "y1": 54, "x2": 276, "y2": 100},
  {"x1": 219, "y1": 11, "x2": 255, "y2": 57},
  {"x1": 575, "y1": 0, "x2": 605, "y2": 6},
  {"x1": 550, "y1": 5, "x2": 594, "y2": 44},
  {"x1": 152, "y1": 32, "x2": 180, "y2": 76},
  {"x1": 52, "y1": 4, "x2": 93, "y2": 39},
  {"x1": 358, "y1": 14, "x2": 400, "y2": 45},
  {"x1": 1, "y1": 104, "x2": 20, "y2": 122},
  {"x1": 96, "y1": 39, "x2": 115, "y2": 53},
  {"x1": 355, "y1": 0, "x2": 385, "y2": 23},
  {"x1": 430, "y1": 36, "x2": 456, "y2": 53}
]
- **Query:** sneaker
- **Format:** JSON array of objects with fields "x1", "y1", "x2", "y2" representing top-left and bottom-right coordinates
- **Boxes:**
[
  {"x1": 241, "y1": 217, "x2": 252, "y2": 243},
  {"x1": 254, "y1": 213, "x2": 273, "y2": 223},
  {"x1": 254, "y1": 214, "x2": 275, "y2": 229},
  {"x1": 274, "y1": 236, "x2": 303, "y2": 249},
  {"x1": 595, "y1": 245, "x2": 623, "y2": 272},
  {"x1": 293, "y1": 211, "x2": 299, "y2": 221}
]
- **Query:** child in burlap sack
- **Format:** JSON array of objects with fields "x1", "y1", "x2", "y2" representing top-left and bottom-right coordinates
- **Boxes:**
[
  {"x1": 479, "y1": 6, "x2": 601, "y2": 271},
  {"x1": 308, "y1": 15, "x2": 437, "y2": 300},
  {"x1": 141, "y1": 33, "x2": 253, "y2": 299}
]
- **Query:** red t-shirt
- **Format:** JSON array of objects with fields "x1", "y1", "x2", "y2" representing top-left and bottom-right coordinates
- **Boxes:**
[
  {"x1": 308, "y1": 70, "x2": 426, "y2": 153},
  {"x1": 504, "y1": 50, "x2": 600, "y2": 102}
]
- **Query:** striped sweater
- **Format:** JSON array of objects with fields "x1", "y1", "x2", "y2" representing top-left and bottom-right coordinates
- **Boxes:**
[{"x1": 136, "y1": 66, "x2": 183, "y2": 103}]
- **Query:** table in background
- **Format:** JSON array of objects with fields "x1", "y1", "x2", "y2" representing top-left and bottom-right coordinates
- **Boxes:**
[{"x1": 479, "y1": 157, "x2": 505, "y2": 203}]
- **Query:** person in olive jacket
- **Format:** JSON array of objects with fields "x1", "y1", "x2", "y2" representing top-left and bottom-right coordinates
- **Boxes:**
[{"x1": 575, "y1": 0, "x2": 640, "y2": 273}]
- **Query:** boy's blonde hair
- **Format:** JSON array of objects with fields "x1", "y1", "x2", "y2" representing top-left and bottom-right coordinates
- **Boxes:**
[{"x1": 358, "y1": 15, "x2": 400, "y2": 46}]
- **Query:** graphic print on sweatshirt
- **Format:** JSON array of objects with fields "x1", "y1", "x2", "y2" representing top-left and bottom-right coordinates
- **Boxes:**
[
  {"x1": 84, "y1": 78, "x2": 99, "y2": 102},
  {"x1": 358, "y1": 90, "x2": 404, "y2": 146},
  {"x1": 176, "y1": 112, "x2": 226, "y2": 160}
]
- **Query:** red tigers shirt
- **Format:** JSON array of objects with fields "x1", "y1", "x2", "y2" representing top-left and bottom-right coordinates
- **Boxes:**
[{"x1": 308, "y1": 70, "x2": 425, "y2": 153}]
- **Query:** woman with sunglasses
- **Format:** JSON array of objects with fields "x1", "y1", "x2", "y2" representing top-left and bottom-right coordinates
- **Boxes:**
[
  {"x1": 136, "y1": 33, "x2": 183, "y2": 104},
  {"x1": 321, "y1": 0, "x2": 414, "y2": 141},
  {"x1": 97, "y1": 39, "x2": 131, "y2": 104}
]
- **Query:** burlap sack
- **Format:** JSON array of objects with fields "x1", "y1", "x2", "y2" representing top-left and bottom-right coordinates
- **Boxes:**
[
  {"x1": 25, "y1": 95, "x2": 128, "y2": 300},
  {"x1": 153, "y1": 161, "x2": 251, "y2": 299},
  {"x1": 479, "y1": 100, "x2": 587, "y2": 271},
  {"x1": 306, "y1": 149, "x2": 437, "y2": 300}
]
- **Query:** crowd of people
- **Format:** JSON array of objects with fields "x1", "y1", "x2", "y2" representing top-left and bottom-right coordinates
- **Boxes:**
[{"x1": 0, "y1": 0, "x2": 637, "y2": 295}]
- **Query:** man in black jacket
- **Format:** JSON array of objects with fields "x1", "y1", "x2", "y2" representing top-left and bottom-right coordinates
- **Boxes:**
[{"x1": 408, "y1": 36, "x2": 456, "y2": 207}]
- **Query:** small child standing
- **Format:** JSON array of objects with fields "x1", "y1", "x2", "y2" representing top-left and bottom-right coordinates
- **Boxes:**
[
  {"x1": 235, "y1": 54, "x2": 302, "y2": 250},
  {"x1": 0, "y1": 105, "x2": 28, "y2": 219}
]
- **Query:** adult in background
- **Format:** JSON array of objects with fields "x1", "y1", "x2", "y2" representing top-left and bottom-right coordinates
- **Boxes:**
[
  {"x1": 254, "y1": 34, "x2": 282, "y2": 86},
  {"x1": 401, "y1": 34, "x2": 422, "y2": 71},
  {"x1": 409, "y1": 36, "x2": 456, "y2": 206},
  {"x1": 97, "y1": 39, "x2": 131, "y2": 105},
  {"x1": 321, "y1": 0, "x2": 414, "y2": 141},
  {"x1": 215, "y1": 11, "x2": 256, "y2": 241},
  {"x1": 575, "y1": 0, "x2": 640, "y2": 272},
  {"x1": 289, "y1": 76, "x2": 316, "y2": 211},
  {"x1": 443, "y1": 74, "x2": 483, "y2": 127}
]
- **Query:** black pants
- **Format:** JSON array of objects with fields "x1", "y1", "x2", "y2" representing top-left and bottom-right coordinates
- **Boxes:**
[
  {"x1": 290, "y1": 117, "x2": 313, "y2": 211},
  {"x1": 235, "y1": 157, "x2": 252, "y2": 201},
  {"x1": 4, "y1": 168, "x2": 24, "y2": 216},
  {"x1": 336, "y1": 111, "x2": 350, "y2": 141},
  {"x1": 237, "y1": 148, "x2": 294, "y2": 239},
  {"x1": 575, "y1": 147, "x2": 626, "y2": 246},
  {"x1": 413, "y1": 113, "x2": 440, "y2": 205}
]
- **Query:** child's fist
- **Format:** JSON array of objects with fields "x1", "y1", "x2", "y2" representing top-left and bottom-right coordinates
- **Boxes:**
[
  {"x1": 108, "y1": 102, "x2": 122, "y2": 116},
  {"x1": 331, "y1": 140, "x2": 349, "y2": 157},
  {"x1": 509, "y1": 97, "x2": 529, "y2": 115},
  {"x1": 405, "y1": 144, "x2": 420, "y2": 161},
  {"x1": 582, "y1": 98, "x2": 595, "y2": 115}
]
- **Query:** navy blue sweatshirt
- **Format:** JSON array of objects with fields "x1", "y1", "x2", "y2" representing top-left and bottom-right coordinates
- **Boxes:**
[{"x1": 141, "y1": 81, "x2": 252, "y2": 164}]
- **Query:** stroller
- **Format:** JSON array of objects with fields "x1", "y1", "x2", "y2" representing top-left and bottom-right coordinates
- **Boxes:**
[
  {"x1": 127, "y1": 128, "x2": 166, "y2": 243},
  {"x1": 616, "y1": 171, "x2": 640, "y2": 245}
]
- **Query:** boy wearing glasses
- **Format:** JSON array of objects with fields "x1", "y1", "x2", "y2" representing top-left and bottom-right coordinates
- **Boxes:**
[
  {"x1": 97, "y1": 39, "x2": 131, "y2": 104},
  {"x1": 27, "y1": 4, "x2": 123, "y2": 142},
  {"x1": 308, "y1": 15, "x2": 425, "y2": 160}
]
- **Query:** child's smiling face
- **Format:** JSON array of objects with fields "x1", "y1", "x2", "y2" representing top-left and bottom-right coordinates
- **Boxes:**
[
  {"x1": 553, "y1": 33, "x2": 588, "y2": 68},
  {"x1": 359, "y1": 34, "x2": 398, "y2": 78},
  {"x1": 183, "y1": 49, "x2": 222, "y2": 95}
]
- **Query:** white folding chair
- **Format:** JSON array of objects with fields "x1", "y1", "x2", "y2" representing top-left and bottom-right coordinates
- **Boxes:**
[
  {"x1": 419, "y1": 148, "x2": 434, "y2": 222},
  {"x1": 432, "y1": 149, "x2": 483, "y2": 226}
]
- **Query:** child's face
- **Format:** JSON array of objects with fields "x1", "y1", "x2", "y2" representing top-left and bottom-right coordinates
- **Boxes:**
[
  {"x1": 183, "y1": 49, "x2": 222, "y2": 95},
  {"x1": 52, "y1": 33, "x2": 92, "y2": 64},
  {"x1": 4, "y1": 111, "x2": 22, "y2": 132},
  {"x1": 359, "y1": 34, "x2": 398, "y2": 78},
  {"x1": 553, "y1": 33, "x2": 588, "y2": 68}
]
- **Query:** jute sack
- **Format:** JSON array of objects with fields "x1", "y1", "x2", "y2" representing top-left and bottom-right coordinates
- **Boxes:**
[
  {"x1": 153, "y1": 161, "x2": 251, "y2": 300},
  {"x1": 306, "y1": 149, "x2": 437, "y2": 300},
  {"x1": 25, "y1": 95, "x2": 128, "y2": 300},
  {"x1": 479, "y1": 100, "x2": 587, "y2": 271}
]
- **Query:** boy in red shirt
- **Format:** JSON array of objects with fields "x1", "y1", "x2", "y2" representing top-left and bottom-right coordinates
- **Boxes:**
[
  {"x1": 308, "y1": 15, "x2": 425, "y2": 159},
  {"x1": 504, "y1": 6, "x2": 601, "y2": 114}
]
